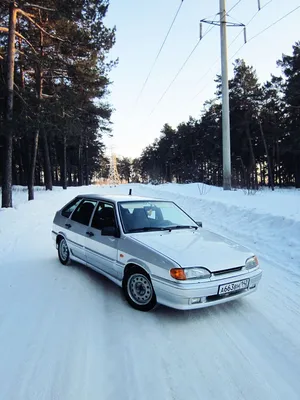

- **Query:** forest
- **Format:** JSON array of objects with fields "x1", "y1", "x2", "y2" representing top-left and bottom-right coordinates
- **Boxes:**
[
  {"x1": 0, "y1": 0, "x2": 116, "y2": 207},
  {"x1": 1, "y1": 1, "x2": 300, "y2": 209},
  {"x1": 137, "y1": 44, "x2": 300, "y2": 190}
]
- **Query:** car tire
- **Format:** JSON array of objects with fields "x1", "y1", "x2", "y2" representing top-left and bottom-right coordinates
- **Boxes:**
[
  {"x1": 58, "y1": 236, "x2": 70, "y2": 265},
  {"x1": 123, "y1": 266, "x2": 157, "y2": 312}
]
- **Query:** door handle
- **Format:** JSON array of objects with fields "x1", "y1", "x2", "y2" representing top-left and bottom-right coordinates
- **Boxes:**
[
  {"x1": 65, "y1": 223, "x2": 71, "y2": 228},
  {"x1": 86, "y1": 231, "x2": 94, "y2": 237}
]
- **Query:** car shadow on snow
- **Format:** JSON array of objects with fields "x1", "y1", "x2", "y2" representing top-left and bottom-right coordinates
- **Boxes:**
[{"x1": 58, "y1": 258, "x2": 128, "y2": 305}]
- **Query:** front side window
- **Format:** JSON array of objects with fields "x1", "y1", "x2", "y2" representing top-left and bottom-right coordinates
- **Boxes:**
[
  {"x1": 91, "y1": 202, "x2": 116, "y2": 231},
  {"x1": 61, "y1": 197, "x2": 82, "y2": 218},
  {"x1": 71, "y1": 200, "x2": 97, "y2": 226},
  {"x1": 119, "y1": 201, "x2": 197, "y2": 233}
]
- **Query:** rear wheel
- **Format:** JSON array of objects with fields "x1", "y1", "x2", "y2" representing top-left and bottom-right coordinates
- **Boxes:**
[
  {"x1": 58, "y1": 237, "x2": 70, "y2": 265},
  {"x1": 123, "y1": 266, "x2": 157, "y2": 311}
]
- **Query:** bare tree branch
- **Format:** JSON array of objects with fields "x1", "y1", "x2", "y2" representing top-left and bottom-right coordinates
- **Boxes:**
[
  {"x1": 23, "y1": 3, "x2": 56, "y2": 12},
  {"x1": 0, "y1": 26, "x2": 37, "y2": 53},
  {"x1": 17, "y1": 9, "x2": 65, "y2": 42}
]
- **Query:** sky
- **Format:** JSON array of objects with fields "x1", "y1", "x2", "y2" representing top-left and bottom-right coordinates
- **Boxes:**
[{"x1": 103, "y1": 0, "x2": 300, "y2": 159}]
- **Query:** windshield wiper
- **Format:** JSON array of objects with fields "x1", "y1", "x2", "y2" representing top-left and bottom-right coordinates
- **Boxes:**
[
  {"x1": 128, "y1": 227, "x2": 172, "y2": 233},
  {"x1": 165, "y1": 225, "x2": 198, "y2": 231}
]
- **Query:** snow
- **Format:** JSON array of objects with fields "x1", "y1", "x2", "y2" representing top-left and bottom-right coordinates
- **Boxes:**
[
  {"x1": 0, "y1": 183, "x2": 300, "y2": 400},
  {"x1": 149, "y1": 182, "x2": 300, "y2": 221}
]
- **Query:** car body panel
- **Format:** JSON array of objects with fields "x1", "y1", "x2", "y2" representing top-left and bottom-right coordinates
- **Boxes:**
[
  {"x1": 53, "y1": 210, "x2": 87, "y2": 263},
  {"x1": 52, "y1": 193, "x2": 263, "y2": 310},
  {"x1": 85, "y1": 227, "x2": 119, "y2": 278},
  {"x1": 128, "y1": 229, "x2": 253, "y2": 271}
]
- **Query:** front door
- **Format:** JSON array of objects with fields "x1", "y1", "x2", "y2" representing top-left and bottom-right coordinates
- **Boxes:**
[{"x1": 85, "y1": 202, "x2": 119, "y2": 278}]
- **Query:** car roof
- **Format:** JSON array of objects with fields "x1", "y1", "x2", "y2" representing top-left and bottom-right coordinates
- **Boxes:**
[{"x1": 77, "y1": 194, "x2": 166, "y2": 203}]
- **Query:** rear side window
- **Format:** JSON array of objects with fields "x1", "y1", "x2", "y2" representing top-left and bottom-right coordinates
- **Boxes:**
[
  {"x1": 71, "y1": 200, "x2": 97, "y2": 226},
  {"x1": 61, "y1": 198, "x2": 82, "y2": 218}
]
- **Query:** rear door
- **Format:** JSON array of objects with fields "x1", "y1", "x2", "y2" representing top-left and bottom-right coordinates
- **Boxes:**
[
  {"x1": 85, "y1": 201, "x2": 120, "y2": 278},
  {"x1": 66, "y1": 199, "x2": 97, "y2": 263}
]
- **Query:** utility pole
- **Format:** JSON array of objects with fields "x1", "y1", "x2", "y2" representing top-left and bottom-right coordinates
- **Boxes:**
[
  {"x1": 219, "y1": 0, "x2": 231, "y2": 190},
  {"x1": 200, "y1": 2, "x2": 246, "y2": 191},
  {"x1": 2, "y1": 2, "x2": 17, "y2": 208}
]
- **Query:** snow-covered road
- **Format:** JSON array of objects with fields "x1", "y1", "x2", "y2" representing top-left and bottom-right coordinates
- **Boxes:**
[{"x1": 0, "y1": 185, "x2": 300, "y2": 400}]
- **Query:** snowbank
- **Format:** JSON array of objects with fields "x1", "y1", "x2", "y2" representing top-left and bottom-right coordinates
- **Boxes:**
[{"x1": 136, "y1": 183, "x2": 300, "y2": 274}]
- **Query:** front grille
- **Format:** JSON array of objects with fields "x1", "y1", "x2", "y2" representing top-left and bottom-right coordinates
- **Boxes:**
[{"x1": 213, "y1": 266, "x2": 243, "y2": 276}]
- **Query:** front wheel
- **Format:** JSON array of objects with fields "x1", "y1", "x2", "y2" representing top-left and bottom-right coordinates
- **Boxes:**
[
  {"x1": 123, "y1": 267, "x2": 157, "y2": 312},
  {"x1": 58, "y1": 237, "x2": 70, "y2": 265}
]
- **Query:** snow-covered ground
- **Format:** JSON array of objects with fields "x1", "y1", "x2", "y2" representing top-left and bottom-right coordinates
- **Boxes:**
[{"x1": 0, "y1": 183, "x2": 300, "y2": 400}]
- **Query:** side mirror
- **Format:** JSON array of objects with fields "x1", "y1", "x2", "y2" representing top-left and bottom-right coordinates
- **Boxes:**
[
  {"x1": 101, "y1": 226, "x2": 120, "y2": 238},
  {"x1": 196, "y1": 221, "x2": 203, "y2": 228}
]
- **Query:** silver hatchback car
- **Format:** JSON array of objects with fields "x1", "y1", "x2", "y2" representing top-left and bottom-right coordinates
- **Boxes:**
[{"x1": 52, "y1": 194, "x2": 262, "y2": 311}]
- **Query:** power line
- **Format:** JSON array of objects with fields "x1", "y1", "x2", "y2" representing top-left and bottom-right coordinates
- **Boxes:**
[
  {"x1": 149, "y1": 18, "x2": 217, "y2": 116},
  {"x1": 227, "y1": 0, "x2": 243, "y2": 14},
  {"x1": 135, "y1": 0, "x2": 185, "y2": 104},
  {"x1": 193, "y1": 0, "x2": 272, "y2": 100},
  {"x1": 149, "y1": 41, "x2": 200, "y2": 116},
  {"x1": 248, "y1": 5, "x2": 300, "y2": 43},
  {"x1": 230, "y1": 3, "x2": 299, "y2": 61},
  {"x1": 194, "y1": 2, "x2": 297, "y2": 101}
]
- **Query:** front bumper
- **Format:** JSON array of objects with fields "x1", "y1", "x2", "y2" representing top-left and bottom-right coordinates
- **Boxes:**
[{"x1": 152, "y1": 268, "x2": 262, "y2": 310}]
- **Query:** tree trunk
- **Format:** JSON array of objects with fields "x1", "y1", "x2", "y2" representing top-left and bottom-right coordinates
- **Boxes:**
[
  {"x1": 276, "y1": 140, "x2": 282, "y2": 187},
  {"x1": 28, "y1": 30, "x2": 43, "y2": 200},
  {"x1": 55, "y1": 166, "x2": 59, "y2": 185},
  {"x1": 259, "y1": 121, "x2": 274, "y2": 191},
  {"x1": 245, "y1": 115, "x2": 256, "y2": 189},
  {"x1": 2, "y1": 3, "x2": 17, "y2": 208},
  {"x1": 78, "y1": 140, "x2": 83, "y2": 186},
  {"x1": 68, "y1": 168, "x2": 72, "y2": 186},
  {"x1": 12, "y1": 142, "x2": 18, "y2": 184},
  {"x1": 18, "y1": 148, "x2": 24, "y2": 185},
  {"x1": 85, "y1": 138, "x2": 89, "y2": 186},
  {"x1": 272, "y1": 140, "x2": 277, "y2": 185},
  {"x1": 42, "y1": 130, "x2": 52, "y2": 190},
  {"x1": 27, "y1": 132, "x2": 39, "y2": 200},
  {"x1": 61, "y1": 135, "x2": 67, "y2": 190},
  {"x1": 295, "y1": 155, "x2": 300, "y2": 189}
]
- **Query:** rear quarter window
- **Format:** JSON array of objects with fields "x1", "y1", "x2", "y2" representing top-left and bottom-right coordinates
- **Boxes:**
[{"x1": 61, "y1": 198, "x2": 82, "y2": 218}]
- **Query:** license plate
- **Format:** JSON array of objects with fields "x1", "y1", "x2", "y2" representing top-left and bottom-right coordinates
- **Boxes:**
[{"x1": 218, "y1": 279, "x2": 249, "y2": 295}]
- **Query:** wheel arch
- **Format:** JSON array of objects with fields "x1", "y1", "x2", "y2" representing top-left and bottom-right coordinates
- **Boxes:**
[
  {"x1": 56, "y1": 232, "x2": 67, "y2": 246},
  {"x1": 123, "y1": 260, "x2": 152, "y2": 278}
]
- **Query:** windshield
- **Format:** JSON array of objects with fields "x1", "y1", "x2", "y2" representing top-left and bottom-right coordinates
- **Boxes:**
[{"x1": 118, "y1": 201, "x2": 197, "y2": 233}]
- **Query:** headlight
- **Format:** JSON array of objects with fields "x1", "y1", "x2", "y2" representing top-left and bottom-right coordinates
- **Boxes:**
[
  {"x1": 170, "y1": 267, "x2": 211, "y2": 280},
  {"x1": 245, "y1": 256, "x2": 259, "y2": 270}
]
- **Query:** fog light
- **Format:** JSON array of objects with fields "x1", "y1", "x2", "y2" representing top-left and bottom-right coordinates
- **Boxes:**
[
  {"x1": 190, "y1": 297, "x2": 207, "y2": 304},
  {"x1": 190, "y1": 297, "x2": 201, "y2": 304}
]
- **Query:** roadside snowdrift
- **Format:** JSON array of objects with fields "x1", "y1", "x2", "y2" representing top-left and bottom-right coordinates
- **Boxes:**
[{"x1": 137, "y1": 184, "x2": 300, "y2": 275}]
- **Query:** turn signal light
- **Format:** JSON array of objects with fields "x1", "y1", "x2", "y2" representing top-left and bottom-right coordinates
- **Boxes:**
[{"x1": 170, "y1": 268, "x2": 186, "y2": 280}]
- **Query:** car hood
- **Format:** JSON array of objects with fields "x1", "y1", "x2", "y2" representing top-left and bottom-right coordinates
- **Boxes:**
[{"x1": 129, "y1": 229, "x2": 253, "y2": 272}]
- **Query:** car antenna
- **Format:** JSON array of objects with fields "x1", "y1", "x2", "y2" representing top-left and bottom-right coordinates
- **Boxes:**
[{"x1": 129, "y1": 189, "x2": 132, "y2": 196}]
